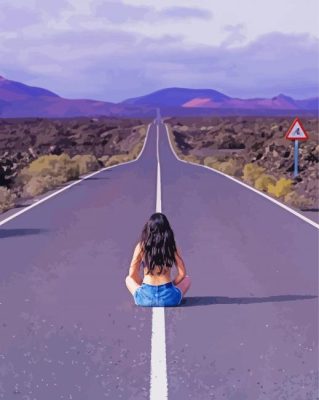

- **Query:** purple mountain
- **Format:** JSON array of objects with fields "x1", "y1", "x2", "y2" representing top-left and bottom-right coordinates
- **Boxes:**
[
  {"x1": 0, "y1": 76, "x2": 135, "y2": 118},
  {"x1": 0, "y1": 76, "x2": 318, "y2": 118},
  {"x1": 123, "y1": 88, "x2": 318, "y2": 111},
  {"x1": 123, "y1": 87, "x2": 231, "y2": 107}
]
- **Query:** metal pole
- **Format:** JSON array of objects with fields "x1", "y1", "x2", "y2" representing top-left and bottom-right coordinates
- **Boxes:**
[{"x1": 294, "y1": 139, "x2": 299, "y2": 177}]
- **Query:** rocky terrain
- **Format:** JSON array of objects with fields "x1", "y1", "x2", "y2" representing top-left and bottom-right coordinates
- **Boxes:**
[
  {"x1": 0, "y1": 117, "x2": 149, "y2": 212},
  {"x1": 167, "y1": 116, "x2": 319, "y2": 214}
]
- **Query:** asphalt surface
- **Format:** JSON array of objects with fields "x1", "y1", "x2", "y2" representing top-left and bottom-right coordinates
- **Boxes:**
[
  {"x1": 0, "y1": 121, "x2": 318, "y2": 399},
  {"x1": 161, "y1": 123, "x2": 319, "y2": 400}
]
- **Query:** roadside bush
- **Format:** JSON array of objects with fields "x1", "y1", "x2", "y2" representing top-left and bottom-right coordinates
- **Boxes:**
[
  {"x1": 204, "y1": 157, "x2": 243, "y2": 176},
  {"x1": 0, "y1": 187, "x2": 16, "y2": 213},
  {"x1": 284, "y1": 191, "x2": 314, "y2": 209},
  {"x1": 254, "y1": 174, "x2": 276, "y2": 191},
  {"x1": 72, "y1": 154, "x2": 99, "y2": 175},
  {"x1": 18, "y1": 154, "x2": 80, "y2": 186},
  {"x1": 138, "y1": 126, "x2": 147, "y2": 136},
  {"x1": 131, "y1": 141, "x2": 143, "y2": 159},
  {"x1": 183, "y1": 154, "x2": 200, "y2": 163},
  {"x1": 217, "y1": 159, "x2": 243, "y2": 176},
  {"x1": 242, "y1": 163, "x2": 266, "y2": 185},
  {"x1": 203, "y1": 156, "x2": 223, "y2": 169},
  {"x1": 267, "y1": 177, "x2": 293, "y2": 198},
  {"x1": 106, "y1": 154, "x2": 131, "y2": 166},
  {"x1": 98, "y1": 155, "x2": 110, "y2": 167},
  {"x1": 22, "y1": 176, "x2": 57, "y2": 197}
]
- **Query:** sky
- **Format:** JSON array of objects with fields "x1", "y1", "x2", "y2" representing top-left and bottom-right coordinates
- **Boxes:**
[{"x1": 0, "y1": 0, "x2": 319, "y2": 102}]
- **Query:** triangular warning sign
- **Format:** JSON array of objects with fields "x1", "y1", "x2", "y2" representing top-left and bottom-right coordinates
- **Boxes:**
[{"x1": 285, "y1": 118, "x2": 309, "y2": 141}]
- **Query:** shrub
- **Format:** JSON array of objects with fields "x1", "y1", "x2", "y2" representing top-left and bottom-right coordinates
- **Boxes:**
[
  {"x1": 217, "y1": 159, "x2": 243, "y2": 176},
  {"x1": 284, "y1": 191, "x2": 314, "y2": 209},
  {"x1": 254, "y1": 174, "x2": 276, "y2": 191},
  {"x1": 72, "y1": 154, "x2": 99, "y2": 175},
  {"x1": 98, "y1": 155, "x2": 110, "y2": 167},
  {"x1": 203, "y1": 156, "x2": 222, "y2": 169},
  {"x1": 204, "y1": 157, "x2": 243, "y2": 176},
  {"x1": 242, "y1": 163, "x2": 266, "y2": 184},
  {"x1": 183, "y1": 154, "x2": 200, "y2": 163},
  {"x1": 131, "y1": 142, "x2": 144, "y2": 159},
  {"x1": 267, "y1": 177, "x2": 293, "y2": 198},
  {"x1": 0, "y1": 187, "x2": 16, "y2": 213},
  {"x1": 18, "y1": 154, "x2": 79, "y2": 186},
  {"x1": 22, "y1": 176, "x2": 57, "y2": 197},
  {"x1": 138, "y1": 126, "x2": 147, "y2": 136},
  {"x1": 106, "y1": 154, "x2": 131, "y2": 166}
]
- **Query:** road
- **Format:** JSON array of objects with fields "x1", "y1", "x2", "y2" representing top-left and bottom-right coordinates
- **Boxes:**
[{"x1": 0, "y1": 120, "x2": 318, "y2": 399}]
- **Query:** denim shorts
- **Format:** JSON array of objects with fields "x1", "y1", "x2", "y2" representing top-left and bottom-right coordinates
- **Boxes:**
[{"x1": 134, "y1": 282, "x2": 182, "y2": 307}]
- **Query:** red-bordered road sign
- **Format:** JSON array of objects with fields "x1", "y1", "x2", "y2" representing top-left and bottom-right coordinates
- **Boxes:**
[{"x1": 285, "y1": 117, "x2": 309, "y2": 141}]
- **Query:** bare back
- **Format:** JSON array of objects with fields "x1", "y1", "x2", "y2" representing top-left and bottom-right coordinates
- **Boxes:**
[
  {"x1": 140, "y1": 244, "x2": 186, "y2": 285},
  {"x1": 142, "y1": 262, "x2": 173, "y2": 285}
]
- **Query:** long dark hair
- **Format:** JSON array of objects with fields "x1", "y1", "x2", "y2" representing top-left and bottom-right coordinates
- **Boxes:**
[{"x1": 140, "y1": 213, "x2": 177, "y2": 276}]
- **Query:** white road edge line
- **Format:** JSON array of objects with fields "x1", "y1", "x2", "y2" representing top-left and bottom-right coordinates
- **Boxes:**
[
  {"x1": 165, "y1": 123, "x2": 319, "y2": 230},
  {"x1": 0, "y1": 124, "x2": 152, "y2": 227},
  {"x1": 150, "y1": 122, "x2": 168, "y2": 400}
]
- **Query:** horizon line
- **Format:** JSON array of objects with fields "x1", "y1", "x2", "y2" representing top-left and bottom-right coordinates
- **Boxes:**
[{"x1": 0, "y1": 73, "x2": 318, "y2": 103}]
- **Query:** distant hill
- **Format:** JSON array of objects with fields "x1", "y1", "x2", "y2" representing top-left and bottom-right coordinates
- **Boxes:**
[
  {"x1": 122, "y1": 88, "x2": 318, "y2": 114},
  {"x1": 123, "y1": 87, "x2": 230, "y2": 107},
  {"x1": 0, "y1": 76, "x2": 142, "y2": 118},
  {"x1": 0, "y1": 76, "x2": 318, "y2": 117}
]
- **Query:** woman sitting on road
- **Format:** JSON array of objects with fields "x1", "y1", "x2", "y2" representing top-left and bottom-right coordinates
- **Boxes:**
[{"x1": 125, "y1": 212, "x2": 191, "y2": 307}]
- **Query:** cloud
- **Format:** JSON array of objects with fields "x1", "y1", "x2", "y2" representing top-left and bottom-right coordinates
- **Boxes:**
[
  {"x1": 222, "y1": 24, "x2": 246, "y2": 47},
  {"x1": 159, "y1": 6, "x2": 213, "y2": 20},
  {"x1": 91, "y1": 2, "x2": 212, "y2": 23},
  {"x1": 0, "y1": 16, "x2": 318, "y2": 102},
  {"x1": 92, "y1": 1, "x2": 152, "y2": 23},
  {"x1": 0, "y1": 4, "x2": 41, "y2": 29}
]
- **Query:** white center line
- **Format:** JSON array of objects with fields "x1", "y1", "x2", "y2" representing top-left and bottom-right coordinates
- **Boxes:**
[
  {"x1": 156, "y1": 123, "x2": 162, "y2": 213},
  {"x1": 150, "y1": 121, "x2": 168, "y2": 400}
]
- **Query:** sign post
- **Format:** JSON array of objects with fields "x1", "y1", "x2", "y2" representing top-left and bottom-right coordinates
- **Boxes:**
[{"x1": 285, "y1": 117, "x2": 309, "y2": 177}]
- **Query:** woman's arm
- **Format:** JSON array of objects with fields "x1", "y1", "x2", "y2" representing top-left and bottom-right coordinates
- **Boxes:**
[
  {"x1": 172, "y1": 247, "x2": 187, "y2": 286},
  {"x1": 127, "y1": 242, "x2": 143, "y2": 285}
]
